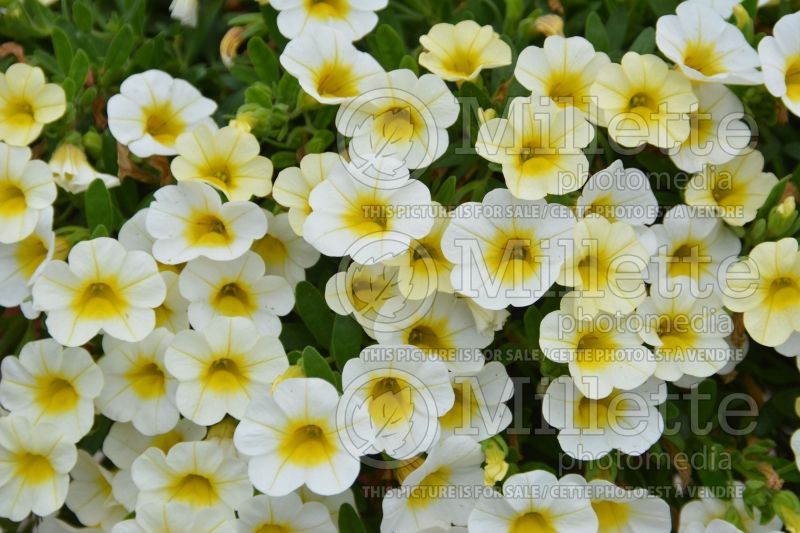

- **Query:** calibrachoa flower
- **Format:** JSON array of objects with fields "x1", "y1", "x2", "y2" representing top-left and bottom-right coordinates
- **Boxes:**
[
  {"x1": 759, "y1": 11, "x2": 800, "y2": 117},
  {"x1": 49, "y1": 143, "x2": 120, "y2": 194},
  {"x1": 233, "y1": 377, "x2": 368, "y2": 496},
  {"x1": 515, "y1": 35, "x2": 610, "y2": 115},
  {"x1": 65, "y1": 450, "x2": 127, "y2": 530},
  {"x1": 179, "y1": 251, "x2": 294, "y2": 335},
  {"x1": 107, "y1": 69, "x2": 217, "y2": 157},
  {"x1": 96, "y1": 328, "x2": 179, "y2": 436},
  {"x1": 592, "y1": 52, "x2": 697, "y2": 149},
  {"x1": 575, "y1": 160, "x2": 658, "y2": 225},
  {"x1": 468, "y1": 470, "x2": 599, "y2": 533},
  {"x1": 131, "y1": 440, "x2": 251, "y2": 516},
  {"x1": 0, "y1": 63, "x2": 66, "y2": 146},
  {"x1": 153, "y1": 271, "x2": 191, "y2": 331},
  {"x1": 381, "y1": 436, "x2": 484, "y2": 533},
  {"x1": 169, "y1": 0, "x2": 198, "y2": 27},
  {"x1": 341, "y1": 344, "x2": 454, "y2": 459},
  {"x1": 724, "y1": 237, "x2": 800, "y2": 347},
  {"x1": 418, "y1": 21, "x2": 512, "y2": 82},
  {"x1": 475, "y1": 95, "x2": 594, "y2": 200},
  {"x1": 0, "y1": 339, "x2": 103, "y2": 442},
  {"x1": 146, "y1": 181, "x2": 268, "y2": 264},
  {"x1": 0, "y1": 416, "x2": 77, "y2": 521},
  {"x1": 0, "y1": 207, "x2": 55, "y2": 307},
  {"x1": 236, "y1": 493, "x2": 337, "y2": 533},
  {"x1": 164, "y1": 316, "x2": 288, "y2": 425},
  {"x1": 280, "y1": 26, "x2": 384, "y2": 104},
  {"x1": 271, "y1": 0, "x2": 388, "y2": 41},
  {"x1": 171, "y1": 124, "x2": 273, "y2": 201},
  {"x1": 111, "y1": 502, "x2": 235, "y2": 533},
  {"x1": 0, "y1": 142, "x2": 56, "y2": 244},
  {"x1": 251, "y1": 210, "x2": 320, "y2": 287},
  {"x1": 102, "y1": 420, "x2": 207, "y2": 472},
  {"x1": 678, "y1": 483, "x2": 783, "y2": 533},
  {"x1": 32, "y1": 237, "x2": 166, "y2": 346}
]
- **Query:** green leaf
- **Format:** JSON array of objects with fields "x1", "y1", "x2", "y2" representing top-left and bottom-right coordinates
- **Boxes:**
[
  {"x1": 72, "y1": 0, "x2": 93, "y2": 32},
  {"x1": 338, "y1": 504, "x2": 366, "y2": 533},
  {"x1": 630, "y1": 27, "x2": 656, "y2": 54},
  {"x1": 369, "y1": 24, "x2": 406, "y2": 70},
  {"x1": 295, "y1": 281, "x2": 334, "y2": 347},
  {"x1": 523, "y1": 306, "x2": 543, "y2": 347},
  {"x1": 103, "y1": 24, "x2": 135, "y2": 75},
  {"x1": 435, "y1": 175, "x2": 457, "y2": 205},
  {"x1": 585, "y1": 12, "x2": 610, "y2": 53},
  {"x1": 85, "y1": 179, "x2": 115, "y2": 231},
  {"x1": 503, "y1": 0, "x2": 524, "y2": 36},
  {"x1": 331, "y1": 315, "x2": 362, "y2": 370},
  {"x1": 248, "y1": 36, "x2": 280, "y2": 84},
  {"x1": 90, "y1": 224, "x2": 110, "y2": 238},
  {"x1": 68, "y1": 49, "x2": 90, "y2": 90},
  {"x1": 51, "y1": 27, "x2": 73, "y2": 75},
  {"x1": 398, "y1": 54, "x2": 419, "y2": 76},
  {"x1": 301, "y1": 346, "x2": 337, "y2": 387}
]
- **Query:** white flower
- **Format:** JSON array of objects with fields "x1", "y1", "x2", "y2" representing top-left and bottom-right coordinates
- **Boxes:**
[
  {"x1": 165, "y1": 316, "x2": 288, "y2": 425},
  {"x1": 0, "y1": 63, "x2": 66, "y2": 147},
  {"x1": 169, "y1": 0, "x2": 198, "y2": 27},
  {"x1": 439, "y1": 361, "x2": 514, "y2": 441},
  {"x1": 0, "y1": 142, "x2": 56, "y2": 244},
  {"x1": 49, "y1": 143, "x2": 120, "y2": 194},
  {"x1": 252, "y1": 210, "x2": 320, "y2": 287},
  {"x1": 297, "y1": 486, "x2": 357, "y2": 527},
  {"x1": 515, "y1": 35, "x2": 610, "y2": 115},
  {"x1": 0, "y1": 339, "x2": 103, "y2": 442},
  {"x1": 271, "y1": 0, "x2": 388, "y2": 41},
  {"x1": 280, "y1": 26, "x2": 384, "y2": 104},
  {"x1": 236, "y1": 493, "x2": 337, "y2": 533},
  {"x1": 234, "y1": 377, "x2": 366, "y2": 496},
  {"x1": 131, "y1": 440, "x2": 251, "y2": 516},
  {"x1": 97, "y1": 328, "x2": 179, "y2": 436},
  {"x1": 0, "y1": 415, "x2": 77, "y2": 521},
  {"x1": 468, "y1": 470, "x2": 599, "y2": 533},
  {"x1": 171, "y1": 124, "x2": 273, "y2": 201},
  {"x1": 179, "y1": 251, "x2": 294, "y2": 336},
  {"x1": 381, "y1": 436, "x2": 484, "y2": 533},
  {"x1": 107, "y1": 70, "x2": 216, "y2": 157},
  {"x1": 464, "y1": 297, "x2": 510, "y2": 336},
  {"x1": 792, "y1": 429, "x2": 800, "y2": 472},
  {"x1": 441, "y1": 188, "x2": 575, "y2": 310},
  {"x1": 759, "y1": 11, "x2": 800, "y2": 117},
  {"x1": 679, "y1": 483, "x2": 783, "y2": 533},
  {"x1": 32, "y1": 237, "x2": 166, "y2": 346},
  {"x1": 542, "y1": 375, "x2": 666, "y2": 459},
  {"x1": 102, "y1": 419, "x2": 207, "y2": 471},
  {"x1": 341, "y1": 344, "x2": 454, "y2": 459},
  {"x1": 336, "y1": 69, "x2": 459, "y2": 169},
  {"x1": 576, "y1": 160, "x2": 658, "y2": 226},
  {"x1": 419, "y1": 21, "x2": 512, "y2": 82},
  {"x1": 112, "y1": 502, "x2": 236, "y2": 533},
  {"x1": 0, "y1": 206, "x2": 54, "y2": 307},
  {"x1": 656, "y1": 2, "x2": 761, "y2": 85},
  {"x1": 146, "y1": 181, "x2": 267, "y2": 264},
  {"x1": 66, "y1": 450, "x2": 127, "y2": 530},
  {"x1": 154, "y1": 270, "x2": 191, "y2": 331},
  {"x1": 303, "y1": 161, "x2": 434, "y2": 264},
  {"x1": 686, "y1": 0, "x2": 741, "y2": 18}
]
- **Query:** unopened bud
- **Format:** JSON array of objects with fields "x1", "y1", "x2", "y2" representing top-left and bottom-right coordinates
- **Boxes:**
[
  {"x1": 534, "y1": 14, "x2": 564, "y2": 37},
  {"x1": 220, "y1": 26, "x2": 246, "y2": 68}
]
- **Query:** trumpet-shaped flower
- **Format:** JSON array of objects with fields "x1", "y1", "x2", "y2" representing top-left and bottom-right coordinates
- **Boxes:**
[
  {"x1": 0, "y1": 339, "x2": 103, "y2": 442},
  {"x1": 336, "y1": 69, "x2": 459, "y2": 169},
  {"x1": 542, "y1": 376, "x2": 666, "y2": 459},
  {"x1": 656, "y1": 2, "x2": 762, "y2": 85},
  {"x1": 591, "y1": 52, "x2": 697, "y2": 149},
  {"x1": 280, "y1": 26, "x2": 384, "y2": 104},
  {"x1": 679, "y1": 483, "x2": 783, "y2": 533},
  {"x1": 0, "y1": 416, "x2": 77, "y2": 521},
  {"x1": 303, "y1": 161, "x2": 434, "y2": 264},
  {"x1": 32, "y1": 237, "x2": 166, "y2": 346},
  {"x1": 0, "y1": 63, "x2": 66, "y2": 146},
  {"x1": 154, "y1": 271, "x2": 190, "y2": 331},
  {"x1": 171, "y1": 124, "x2": 273, "y2": 201},
  {"x1": 179, "y1": 251, "x2": 294, "y2": 335},
  {"x1": 441, "y1": 189, "x2": 576, "y2": 309},
  {"x1": 381, "y1": 437, "x2": 484, "y2": 533},
  {"x1": 111, "y1": 502, "x2": 235, "y2": 533},
  {"x1": 97, "y1": 328, "x2": 179, "y2": 436},
  {"x1": 236, "y1": 493, "x2": 337, "y2": 533},
  {"x1": 146, "y1": 181, "x2": 267, "y2": 264},
  {"x1": 759, "y1": 12, "x2": 800, "y2": 117},
  {"x1": 576, "y1": 160, "x2": 658, "y2": 226},
  {"x1": 251, "y1": 210, "x2": 320, "y2": 287},
  {"x1": 234, "y1": 377, "x2": 367, "y2": 496},
  {"x1": 273, "y1": 152, "x2": 344, "y2": 236},
  {"x1": 540, "y1": 294, "x2": 656, "y2": 399},
  {"x1": 418, "y1": 21, "x2": 512, "y2": 82},
  {"x1": 131, "y1": 440, "x2": 251, "y2": 516},
  {"x1": 468, "y1": 470, "x2": 599, "y2": 533},
  {"x1": 165, "y1": 316, "x2": 288, "y2": 425},
  {"x1": 102, "y1": 420, "x2": 207, "y2": 471},
  {"x1": 475, "y1": 96, "x2": 594, "y2": 200},
  {"x1": 49, "y1": 143, "x2": 120, "y2": 194},
  {"x1": 66, "y1": 450, "x2": 127, "y2": 530},
  {"x1": 0, "y1": 207, "x2": 55, "y2": 307},
  {"x1": 341, "y1": 345, "x2": 454, "y2": 459},
  {"x1": 271, "y1": 0, "x2": 388, "y2": 41},
  {"x1": 723, "y1": 237, "x2": 800, "y2": 347},
  {"x1": 0, "y1": 142, "x2": 56, "y2": 244},
  {"x1": 107, "y1": 70, "x2": 216, "y2": 157},
  {"x1": 685, "y1": 150, "x2": 779, "y2": 226},
  {"x1": 515, "y1": 35, "x2": 610, "y2": 115}
]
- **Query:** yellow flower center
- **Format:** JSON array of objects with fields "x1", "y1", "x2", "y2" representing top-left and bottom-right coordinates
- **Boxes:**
[
  {"x1": 205, "y1": 357, "x2": 247, "y2": 393},
  {"x1": 305, "y1": 0, "x2": 349, "y2": 19},
  {"x1": 152, "y1": 431, "x2": 185, "y2": 453},
  {"x1": 213, "y1": 282, "x2": 255, "y2": 316},
  {"x1": 254, "y1": 525, "x2": 290, "y2": 533},
  {"x1": 373, "y1": 106, "x2": 418, "y2": 144},
  {"x1": 510, "y1": 511, "x2": 555, "y2": 533},
  {"x1": 628, "y1": 92, "x2": 656, "y2": 112},
  {"x1": 172, "y1": 473, "x2": 218, "y2": 507},
  {"x1": 785, "y1": 55, "x2": 800, "y2": 102},
  {"x1": 186, "y1": 213, "x2": 233, "y2": 248},
  {"x1": 0, "y1": 182, "x2": 26, "y2": 216},
  {"x1": 487, "y1": 234, "x2": 541, "y2": 286},
  {"x1": 15, "y1": 453, "x2": 55, "y2": 484},
  {"x1": 126, "y1": 361, "x2": 167, "y2": 399},
  {"x1": 768, "y1": 276, "x2": 800, "y2": 309},
  {"x1": 573, "y1": 394, "x2": 622, "y2": 429},
  {"x1": 547, "y1": 73, "x2": 586, "y2": 107},
  {"x1": 406, "y1": 323, "x2": 451, "y2": 354},
  {"x1": 6, "y1": 99, "x2": 35, "y2": 127},
  {"x1": 669, "y1": 242, "x2": 709, "y2": 279},
  {"x1": 315, "y1": 62, "x2": 359, "y2": 99},
  {"x1": 576, "y1": 332, "x2": 618, "y2": 370},
  {"x1": 408, "y1": 467, "x2": 451, "y2": 509},
  {"x1": 440, "y1": 381, "x2": 478, "y2": 431},
  {"x1": 15, "y1": 234, "x2": 49, "y2": 278},
  {"x1": 368, "y1": 377, "x2": 415, "y2": 428},
  {"x1": 279, "y1": 423, "x2": 335, "y2": 467},
  {"x1": 144, "y1": 104, "x2": 185, "y2": 146},
  {"x1": 252, "y1": 234, "x2": 289, "y2": 267},
  {"x1": 345, "y1": 197, "x2": 390, "y2": 235},
  {"x1": 683, "y1": 40, "x2": 726, "y2": 77},
  {"x1": 441, "y1": 50, "x2": 481, "y2": 78},
  {"x1": 36, "y1": 377, "x2": 79, "y2": 414},
  {"x1": 592, "y1": 500, "x2": 631, "y2": 531},
  {"x1": 73, "y1": 281, "x2": 127, "y2": 320}
]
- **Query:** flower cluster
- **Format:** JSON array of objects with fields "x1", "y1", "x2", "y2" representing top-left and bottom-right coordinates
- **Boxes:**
[{"x1": 0, "y1": 0, "x2": 798, "y2": 532}]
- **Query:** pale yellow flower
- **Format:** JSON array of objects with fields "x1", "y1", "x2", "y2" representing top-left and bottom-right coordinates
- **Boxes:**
[
  {"x1": 419, "y1": 20, "x2": 512, "y2": 82},
  {"x1": 0, "y1": 63, "x2": 66, "y2": 146}
]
